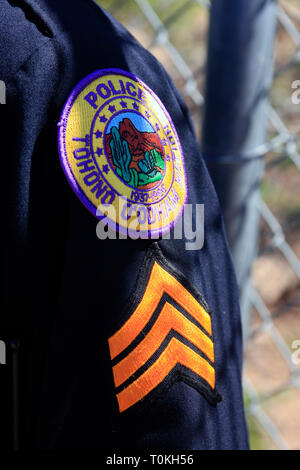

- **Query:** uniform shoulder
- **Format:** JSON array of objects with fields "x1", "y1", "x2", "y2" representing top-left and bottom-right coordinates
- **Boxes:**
[{"x1": 0, "y1": 0, "x2": 55, "y2": 83}]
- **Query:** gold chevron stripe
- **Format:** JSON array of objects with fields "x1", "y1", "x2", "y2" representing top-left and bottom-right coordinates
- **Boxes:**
[
  {"x1": 116, "y1": 337, "x2": 215, "y2": 413},
  {"x1": 112, "y1": 301, "x2": 214, "y2": 388},
  {"x1": 109, "y1": 261, "x2": 212, "y2": 360}
]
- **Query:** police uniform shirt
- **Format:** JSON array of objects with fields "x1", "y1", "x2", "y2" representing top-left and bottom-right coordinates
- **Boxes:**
[{"x1": 0, "y1": 0, "x2": 249, "y2": 450}]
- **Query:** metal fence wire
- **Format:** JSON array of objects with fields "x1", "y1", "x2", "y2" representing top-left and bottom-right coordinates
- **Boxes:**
[{"x1": 100, "y1": 0, "x2": 300, "y2": 450}]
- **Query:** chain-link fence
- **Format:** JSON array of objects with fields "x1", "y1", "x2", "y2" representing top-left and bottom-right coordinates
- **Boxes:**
[{"x1": 99, "y1": 0, "x2": 300, "y2": 450}]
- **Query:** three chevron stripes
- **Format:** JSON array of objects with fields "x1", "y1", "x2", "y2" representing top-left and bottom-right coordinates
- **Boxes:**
[{"x1": 108, "y1": 246, "x2": 220, "y2": 413}]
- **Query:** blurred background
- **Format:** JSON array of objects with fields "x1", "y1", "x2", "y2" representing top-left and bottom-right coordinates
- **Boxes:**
[{"x1": 97, "y1": 0, "x2": 300, "y2": 450}]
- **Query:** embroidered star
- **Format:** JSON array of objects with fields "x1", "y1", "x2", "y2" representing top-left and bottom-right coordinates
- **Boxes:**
[
  {"x1": 162, "y1": 139, "x2": 168, "y2": 146},
  {"x1": 120, "y1": 100, "x2": 127, "y2": 108},
  {"x1": 102, "y1": 164, "x2": 110, "y2": 174},
  {"x1": 155, "y1": 123, "x2": 160, "y2": 131},
  {"x1": 132, "y1": 102, "x2": 139, "y2": 111},
  {"x1": 145, "y1": 111, "x2": 150, "y2": 118},
  {"x1": 108, "y1": 105, "x2": 116, "y2": 114},
  {"x1": 99, "y1": 115, "x2": 107, "y2": 123},
  {"x1": 94, "y1": 130, "x2": 103, "y2": 139},
  {"x1": 96, "y1": 147, "x2": 103, "y2": 157}
]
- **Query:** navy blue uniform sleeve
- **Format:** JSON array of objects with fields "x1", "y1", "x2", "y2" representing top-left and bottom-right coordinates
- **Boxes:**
[
  {"x1": 1, "y1": 0, "x2": 249, "y2": 450},
  {"x1": 0, "y1": 0, "x2": 74, "y2": 448}
]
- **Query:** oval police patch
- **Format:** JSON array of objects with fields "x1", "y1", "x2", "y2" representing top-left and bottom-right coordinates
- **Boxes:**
[{"x1": 58, "y1": 69, "x2": 187, "y2": 236}]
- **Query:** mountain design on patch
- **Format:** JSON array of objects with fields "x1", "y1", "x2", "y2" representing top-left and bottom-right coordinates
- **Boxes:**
[{"x1": 105, "y1": 117, "x2": 165, "y2": 189}]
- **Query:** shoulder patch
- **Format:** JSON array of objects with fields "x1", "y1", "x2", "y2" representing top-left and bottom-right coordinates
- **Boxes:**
[
  {"x1": 58, "y1": 68, "x2": 187, "y2": 236},
  {"x1": 108, "y1": 243, "x2": 221, "y2": 413}
]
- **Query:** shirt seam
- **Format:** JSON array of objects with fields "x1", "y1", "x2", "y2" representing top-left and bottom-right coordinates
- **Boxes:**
[{"x1": 5, "y1": 37, "x2": 53, "y2": 87}]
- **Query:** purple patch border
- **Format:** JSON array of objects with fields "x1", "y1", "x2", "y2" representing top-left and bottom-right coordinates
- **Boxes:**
[{"x1": 57, "y1": 68, "x2": 189, "y2": 237}]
